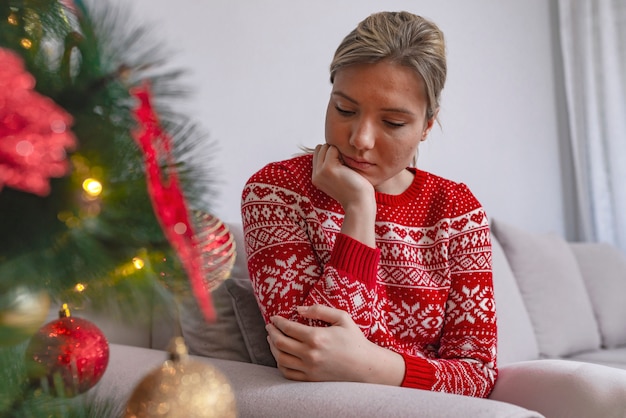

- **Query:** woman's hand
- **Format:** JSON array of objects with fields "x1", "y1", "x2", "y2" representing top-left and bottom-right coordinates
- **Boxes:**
[
  {"x1": 266, "y1": 304, "x2": 405, "y2": 386},
  {"x1": 312, "y1": 144, "x2": 377, "y2": 247},
  {"x1": 312, "y1": 144, "x2": 374, "y2": 210}
]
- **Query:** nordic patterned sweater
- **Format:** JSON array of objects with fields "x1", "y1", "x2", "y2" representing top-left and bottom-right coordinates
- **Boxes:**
[{"x1": 241, "y1": 154, "x2": 497, "y2": 398}]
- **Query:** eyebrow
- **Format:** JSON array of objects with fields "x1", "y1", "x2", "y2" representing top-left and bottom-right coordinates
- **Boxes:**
[{"x1": 332, "y1": 91, "x2": 416, "y2": 116}]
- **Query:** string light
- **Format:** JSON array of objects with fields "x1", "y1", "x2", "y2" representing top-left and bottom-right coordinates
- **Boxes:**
[
  {"x1": 74, "y1": 283, "x2": 86, "y2": 293},
  {"x1": 132, "y1": 257, "x2": 145, "y2": 270},
  {"x1": 20, "y1": 38, "x2": 32, "y2": 49},
  {"x1": 82, "y1": 178, "x2": 102, "y2": 197},
  {"x1": 115, "y1": 255, "x2": 147, "y2": 277}
]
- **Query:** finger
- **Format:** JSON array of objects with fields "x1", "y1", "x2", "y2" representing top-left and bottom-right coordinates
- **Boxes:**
[
  {"x1": 266, "y1": 328, "x2": 307, "y2": 376},
  {"x1": 270, "y1": 315, "x2": 320, "y2": 344},
  {"x1": 267, "y1": 334, "x2": 296, "y2": 368},
  {"x1": 278, "y1": 363, "x2": 308, "y2": 382},
  {"x1": 312, "y1": 144, "x2": 326, "y2": 177},
  {"x1": 324, "y1": 144, "x2": 340, "y2": 162},
  {"x1": 312, "y1": 144, "x2": 320, "y2": 166},
  {"x1": 296, "y1": 304, "x2": 349, "y2": 326},
  {"x1": 270, "y1": 339, "x2": 305, "y2": 381},
  {"x1": 266, "y1": 322, "x2": 299, "y2": 349},
  {"x1": 267, "y1": 321, "x2": 314, "y2": 363}
]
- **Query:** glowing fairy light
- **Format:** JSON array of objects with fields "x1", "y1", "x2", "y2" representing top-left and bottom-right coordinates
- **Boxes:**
[
  {"x1": 20, "y1": 38, "x2": 32, "y2": 49},
  {"x1": 57, "y1": 210, "x2": 79, "y2": 228},
  {"x1": 74, "y1": 283, "x2": 86, "y2": 293},
  {"x1": 132, "y1": 257, "x2": 145, "y2": 270},
  {"x1": 82, "y1": 178, "x2": 102, "y2": 197}
]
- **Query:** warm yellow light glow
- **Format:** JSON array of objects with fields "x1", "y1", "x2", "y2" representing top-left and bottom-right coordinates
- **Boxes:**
[
  {"x1": 132, "y1": 257, "x2": 145, "y2": 270},
  {"x1": 82, "y1": 178, "x2": 103, "y2": 197},
  {"x1": 20, "y1": 38, "x2": 32, "y2": 49},
  {"x1": 7, "y1": 14, "x2": 18, "y2": 25},
  {"x1": 118, "y1": 264, "x2": 135, "y2": 276},
  {"x1": 74, "y1": 283, "x2": 86, "y2": 293},
  {"x1": 65, "y1": 216, "x2": 80, "y2": 228},
  {"x1": 57, "y1": 211, "x2": 72, "y2": 222}
]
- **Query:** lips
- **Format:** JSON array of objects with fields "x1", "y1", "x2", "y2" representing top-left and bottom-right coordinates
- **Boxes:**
[{"x1": 342, "y1": 154, "x2": 374, "y2": 170}]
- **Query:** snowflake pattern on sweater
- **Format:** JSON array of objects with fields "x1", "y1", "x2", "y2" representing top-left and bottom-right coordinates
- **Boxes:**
[{"x1": 241, "y1": 154, "x2": 497, "y2": 397}]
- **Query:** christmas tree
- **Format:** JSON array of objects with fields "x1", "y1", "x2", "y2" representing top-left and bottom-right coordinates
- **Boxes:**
[{"x1": 0, "y1": 0, "x2": 232, "y2": 415}]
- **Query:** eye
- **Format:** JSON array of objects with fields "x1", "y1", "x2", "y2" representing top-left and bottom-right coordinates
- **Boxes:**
[
  {"x1": 384, "y1": 120, "x2": 406, "y2": 128},
  {"x1": 335, "y1": 105, "x2": 355, "y2": 116}
]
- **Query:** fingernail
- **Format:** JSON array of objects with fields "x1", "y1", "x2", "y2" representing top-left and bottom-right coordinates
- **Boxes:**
[{"x1": 296, "y1": 306, "x2": 309, "y2": 314}]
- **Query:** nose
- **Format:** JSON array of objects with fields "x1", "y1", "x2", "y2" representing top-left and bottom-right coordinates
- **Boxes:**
[{"x1": 349, "y1": 118, "x2": 375, "y2": 150}]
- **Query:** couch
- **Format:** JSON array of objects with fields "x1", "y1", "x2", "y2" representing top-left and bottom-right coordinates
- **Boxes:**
[{"x1": 87, "y1": 218, "x2": 626, "y2": 417}]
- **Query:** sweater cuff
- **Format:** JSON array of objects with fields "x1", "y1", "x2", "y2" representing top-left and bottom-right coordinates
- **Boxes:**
[
  {"x1": 328, "y1": 233, "x2": 380, "y2": 289},
  {"x1": 400, "y1": 353, "x2": 436, "y2": 390}
]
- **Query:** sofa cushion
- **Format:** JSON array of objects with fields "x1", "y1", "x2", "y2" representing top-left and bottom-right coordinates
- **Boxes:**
[
  {"x1": 491, "y1": 219, "x2": 601, "y2": 358},
  {"x1": 179, "y1": 277, "x2": 276, "y2": 367},
  {"x1": 227, "y1": 221, "x2": 249, "y2": 280},
  {"x1": 570, "y1": 242, "x2": 626, "y2": 348},
  {"x1": 179, "y1": 280, "x2": 252, "y2": 363},
  {"x1": 180, "y1": 221, "x2": 275, "y2": 367},
  {"x1": 226, "y1": 222, "x2": 276, "y2": 366},
  {"x1": 97, "y1": 344, "x2": 544, "y2": 418},
  {"x1": 226, "y1": 277, "x2": 276, "y2": 367},
  {"x1": 490, "y1": 234, "x2": 539, "y2": 365},
  {"x1": 567, "y1": 347, "x2": 626, "y2": 369}
]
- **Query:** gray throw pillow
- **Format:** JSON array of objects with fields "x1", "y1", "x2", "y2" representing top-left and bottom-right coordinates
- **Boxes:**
[
  {"x1": 570, "y1": 242, "x2": 626, "y2": 348},
  {"x1": 491, "y1": 219, "x2": 601, "y2": 358},
  {"x1": 226, "y1": 278, "x2": 276, "y2": 367},
  {"x1": 491, "y1": 234, "x2": 540, "y2": 365},
  {"x1": 179, "y1": 277, "x2": 275, "y2": 367},
  {"x1": 179, "y1": 280, "x2": 252, "y2": 363}
]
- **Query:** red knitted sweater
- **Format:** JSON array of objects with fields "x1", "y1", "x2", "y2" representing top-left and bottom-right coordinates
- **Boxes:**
[{"x1": 241, "y1": 154, "x2": 497, "y2": 397}]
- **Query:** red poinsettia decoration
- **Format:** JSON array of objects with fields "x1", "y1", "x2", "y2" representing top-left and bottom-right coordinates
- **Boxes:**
[
  {"x1": 131, "y1": 83, "x2": 215, "y2": 322},
  {"x1": 0, "y1": 48, "x2": 76, "y2": 196}
]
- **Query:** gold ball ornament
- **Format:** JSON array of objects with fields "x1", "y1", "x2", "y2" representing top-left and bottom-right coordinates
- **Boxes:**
[
  {"x1": 0, "y1": 286, "x2": 50, "y2": 346},
  {"x1": 124, "y1": 337, "x2": 237, "y2": 418}
]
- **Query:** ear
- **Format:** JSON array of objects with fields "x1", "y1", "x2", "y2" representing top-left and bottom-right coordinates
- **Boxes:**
[{"x1": 421, "y1": 109, "x2": 439, "y2": 141}]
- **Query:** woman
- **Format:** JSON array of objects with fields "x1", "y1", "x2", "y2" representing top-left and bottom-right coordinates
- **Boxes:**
[{"x1": 241, "y1": 11, "x2": 497, "y2": 398}]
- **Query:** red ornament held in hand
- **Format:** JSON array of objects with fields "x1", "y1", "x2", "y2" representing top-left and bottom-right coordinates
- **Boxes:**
[{"x1": 25, "y1": 304, "x2": 109, "y2": 397}]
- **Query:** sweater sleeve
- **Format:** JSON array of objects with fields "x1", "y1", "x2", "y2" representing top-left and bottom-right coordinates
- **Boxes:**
[
  {"x1": 399, "y1": 185, "x2": 497, "y2": 398},
  {"x1": 241, "y1": 159, "x2": 379, "y2": 333},
  {"x1": 399, "y1": 264, "x2": 498, "y2": 398}
]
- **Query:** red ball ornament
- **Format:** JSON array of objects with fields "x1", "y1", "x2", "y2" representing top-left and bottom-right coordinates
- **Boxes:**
[{"x1": 25, "y1": 304, "x2": 109, "y2": 397}]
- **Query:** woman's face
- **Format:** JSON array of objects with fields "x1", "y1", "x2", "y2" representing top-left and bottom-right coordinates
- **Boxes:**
[{"x1": 325, "y1": 60, "x2": 434, "y2": 194}]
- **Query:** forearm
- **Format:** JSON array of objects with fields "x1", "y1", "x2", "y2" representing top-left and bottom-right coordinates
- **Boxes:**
[
  {"x1": 340, "y1": 197, "x2": 377, "y2": 249},
  {"x1": 359, "y1": 341, "x2": 406, "y2": 386}
]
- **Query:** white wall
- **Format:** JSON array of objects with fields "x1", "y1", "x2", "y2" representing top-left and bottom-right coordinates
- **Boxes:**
[{"x1": 115, "y1": 0, "x2": 566, "y2": 235}]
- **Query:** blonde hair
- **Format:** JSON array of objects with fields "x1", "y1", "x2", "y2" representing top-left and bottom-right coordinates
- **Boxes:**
[{"x1": 330, "y1": 11, "x2": 447, "y2": 121}]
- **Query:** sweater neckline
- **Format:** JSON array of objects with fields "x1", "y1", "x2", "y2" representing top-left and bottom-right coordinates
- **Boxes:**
[{"x1": 375, "y1": 168, "x2": 427, "y2": 206}]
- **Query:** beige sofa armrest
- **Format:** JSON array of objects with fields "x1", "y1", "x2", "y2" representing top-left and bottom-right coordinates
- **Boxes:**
[{"x1": 490, "y1": 359, "x2": 626, "y2": 418}]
